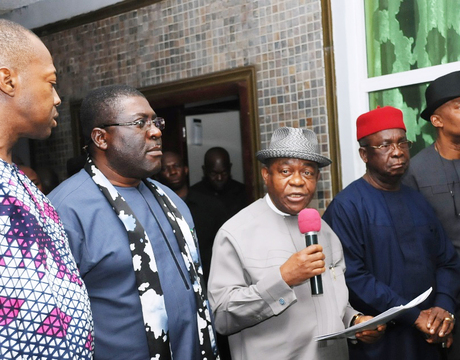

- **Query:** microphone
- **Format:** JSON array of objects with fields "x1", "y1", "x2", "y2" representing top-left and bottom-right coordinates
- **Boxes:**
[{"x1": 298, "y1": 208, "x2": 323, "y2": 295}]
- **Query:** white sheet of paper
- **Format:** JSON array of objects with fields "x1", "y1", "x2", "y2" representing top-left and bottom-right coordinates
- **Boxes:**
[{"x1": 314, "y1": 287, "x2": 433, "y2": 341}]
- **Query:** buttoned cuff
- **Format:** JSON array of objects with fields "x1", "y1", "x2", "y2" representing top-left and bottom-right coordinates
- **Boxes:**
[{"x1": 257, "y1": 267, "x2": 296, "y2": 314}]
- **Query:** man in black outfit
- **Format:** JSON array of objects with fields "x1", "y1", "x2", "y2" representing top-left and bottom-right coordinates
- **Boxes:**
[{"x1": 190, "y1": 147, "x2": 247, "y2": 219}]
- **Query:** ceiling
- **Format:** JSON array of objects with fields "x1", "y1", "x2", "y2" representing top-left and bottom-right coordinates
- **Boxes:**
[{"x1": 0, "y1": 0, "x2": 43, "y2": 15}]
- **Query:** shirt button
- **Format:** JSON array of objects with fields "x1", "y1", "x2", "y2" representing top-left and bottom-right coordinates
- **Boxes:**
[{"x1": 279, "y1": 298, "x2": 286, "y2": 305}]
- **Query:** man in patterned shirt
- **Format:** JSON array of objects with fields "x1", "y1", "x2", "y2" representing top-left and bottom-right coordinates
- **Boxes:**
[{"x1": 0, "y1": 19, "x2": 93, "y2": 358}]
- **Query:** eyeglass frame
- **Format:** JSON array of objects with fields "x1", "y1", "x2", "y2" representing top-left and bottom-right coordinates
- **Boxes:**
[
  {"x1": 361, "y1": 140, "x2": 413, "y2": 153},
  {"x1": 100, "y1": 117, "x2": 165, "y2": 131}
]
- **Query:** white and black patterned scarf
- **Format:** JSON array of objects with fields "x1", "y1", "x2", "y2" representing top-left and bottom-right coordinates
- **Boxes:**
[{"x1": 85, "y1": 157, "x2": 218, "y2": 360}]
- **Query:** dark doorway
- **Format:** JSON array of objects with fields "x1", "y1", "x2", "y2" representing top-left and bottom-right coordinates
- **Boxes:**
[{"x1": 142, "y1": 66, "x2": 262, "y2": 204}]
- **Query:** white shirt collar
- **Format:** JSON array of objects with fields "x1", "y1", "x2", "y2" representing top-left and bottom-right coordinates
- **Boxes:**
[{"x1": 265, "y1": 194, "x2": 293, "y2": 217}]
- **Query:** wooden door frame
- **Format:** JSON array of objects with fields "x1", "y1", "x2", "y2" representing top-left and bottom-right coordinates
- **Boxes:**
[{"x1": 141, "y1": 66, "x2": 262, "y2": 202}]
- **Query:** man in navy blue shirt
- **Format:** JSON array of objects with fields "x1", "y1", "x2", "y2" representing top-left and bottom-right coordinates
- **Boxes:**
[{"x1": 323, "y1": 106, "x2": 460, "y2": 360}]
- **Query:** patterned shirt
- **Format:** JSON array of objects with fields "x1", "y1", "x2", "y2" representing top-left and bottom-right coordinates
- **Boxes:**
[{"x1": 0, "y1": 160, "x2": 93, "y2": 359}]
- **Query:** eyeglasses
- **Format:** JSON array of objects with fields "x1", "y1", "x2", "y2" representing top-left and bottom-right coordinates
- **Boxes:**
[
  {"x1": 363, "y1": 140, "x2": 413, "y2": 153},
  {"x1": 101, "y1": 117, "x2": 165, "y2": 131}
]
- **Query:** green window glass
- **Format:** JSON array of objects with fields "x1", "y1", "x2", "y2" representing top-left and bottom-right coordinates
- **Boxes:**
[
  {"x1": 365, "y1": 0, "x2": 460, "y2": 78},
  {"x1": 369, "y1": 85, "x2": 436, "y2": 155}
]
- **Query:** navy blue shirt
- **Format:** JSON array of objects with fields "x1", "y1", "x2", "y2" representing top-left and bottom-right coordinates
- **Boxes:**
[{"x1": 323, "y1": 178, "x2": 460, "y2": 360}]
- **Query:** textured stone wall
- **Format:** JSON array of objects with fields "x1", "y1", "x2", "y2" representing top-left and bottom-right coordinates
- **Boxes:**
[{"x1": 35, "y1": 0, "x2": 332, "y2": 210}]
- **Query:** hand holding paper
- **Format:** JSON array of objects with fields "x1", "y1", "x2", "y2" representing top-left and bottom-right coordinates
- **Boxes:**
[
  {"x1": 352, "y1": 315, "x2": 386, "y2": 344},
  {"x1": 315, "y1": 287, "x2": 433, "y2": 341}
]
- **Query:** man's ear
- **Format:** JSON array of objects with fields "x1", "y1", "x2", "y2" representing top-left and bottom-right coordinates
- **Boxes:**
[
  {"x1": 91, "y1": 128, "x2": 108, "y2": 150},
  {"x1": 359, "y1": 146, "x2": 368, "y2": 164},
  {"x1": 0, "y1": 67, "x2": 16, "y2": 97},
  {"x1": 184, "y1": 165, "x2": 189, "y2": 176},
  {"x1": 261, "y1": 166, "x2": 269, "y2": 185},
  {"x1": 430, "y1": 114, "x2": 443, "y2": 129}
]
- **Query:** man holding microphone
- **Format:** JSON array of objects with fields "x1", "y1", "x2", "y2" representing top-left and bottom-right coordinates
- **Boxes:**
[{"x1": 208, "y1": 127, "x2": 385, "y2": 360}]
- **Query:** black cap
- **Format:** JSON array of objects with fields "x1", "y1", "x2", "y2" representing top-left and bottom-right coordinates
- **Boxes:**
[{"x1": 421, "y1": 70, "x2": 460, "y2": 121}]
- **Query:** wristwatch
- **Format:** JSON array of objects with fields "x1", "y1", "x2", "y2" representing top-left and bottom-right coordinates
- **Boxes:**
[{"x1": 350, "y1": 313, "x2": 363, "y2": 327}]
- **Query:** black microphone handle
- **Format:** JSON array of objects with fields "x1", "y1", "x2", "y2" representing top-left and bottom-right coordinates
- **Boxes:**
[{"x1": 305, "y1": 232, "x2": 323, "y2": 295}]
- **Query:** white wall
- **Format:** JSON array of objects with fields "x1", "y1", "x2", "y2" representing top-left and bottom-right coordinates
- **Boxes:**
[
  {"x1": 330, "y1": 0, "x2": 368, "y2": 187},
  {"x1": 185, "y1": 111, "x2": 243, "y2": 186},
  {"x1": 1, "y1": 0, "x2": 124, "y2": 28}
]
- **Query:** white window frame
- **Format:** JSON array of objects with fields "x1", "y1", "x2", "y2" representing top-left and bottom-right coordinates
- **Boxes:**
[{"x1": 330, "y1": 0, "x2": 460, "y2": 187}]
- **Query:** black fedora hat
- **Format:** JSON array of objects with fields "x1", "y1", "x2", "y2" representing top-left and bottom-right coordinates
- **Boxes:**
[{"x1": 421, "y1": 70, "x2": 460, "y2": 121}]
